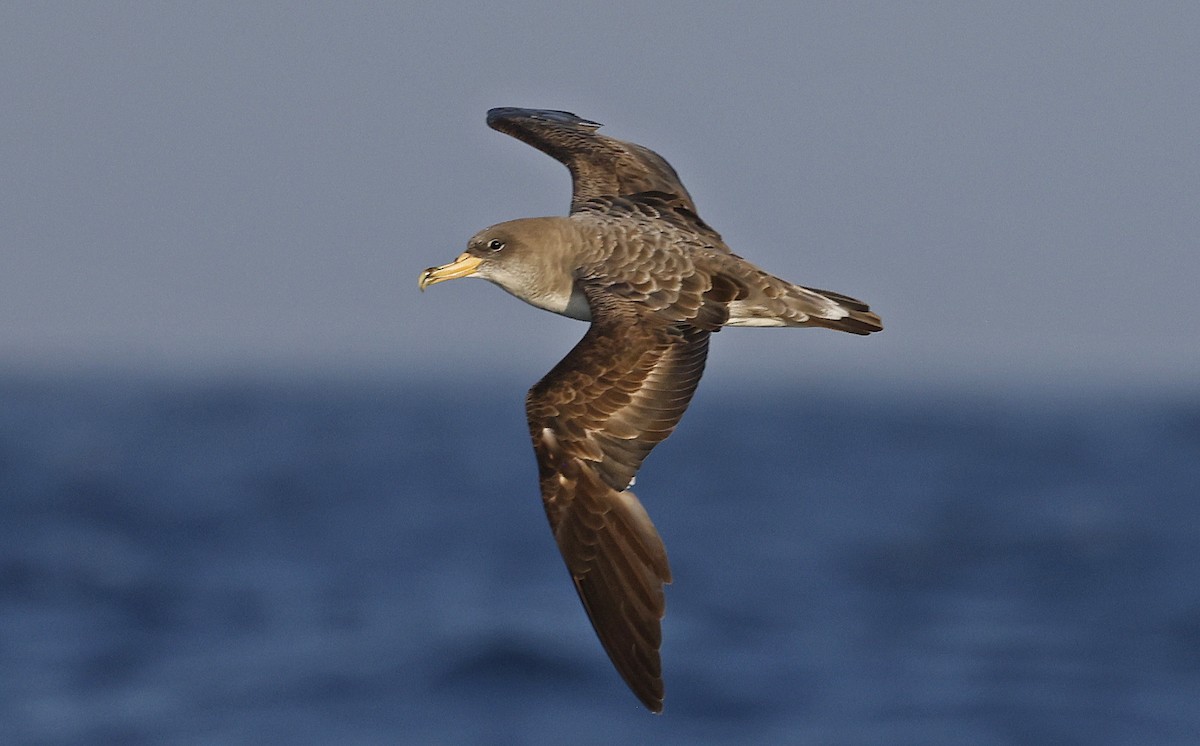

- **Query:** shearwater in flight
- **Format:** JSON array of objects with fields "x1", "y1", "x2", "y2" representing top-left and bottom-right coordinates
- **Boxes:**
[{"x1": 419, "y1": 107, "x2": 881, "y2": 712}]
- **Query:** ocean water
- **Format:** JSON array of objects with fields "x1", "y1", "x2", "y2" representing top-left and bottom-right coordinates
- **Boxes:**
[{"x1": 1, "y1": 374, "x2": 1198, "y2": 745}]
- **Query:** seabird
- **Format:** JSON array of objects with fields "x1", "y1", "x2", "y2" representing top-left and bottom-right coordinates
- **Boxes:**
[{"x1": 419, "y1": 108, "x2": 881, "y2": 712}]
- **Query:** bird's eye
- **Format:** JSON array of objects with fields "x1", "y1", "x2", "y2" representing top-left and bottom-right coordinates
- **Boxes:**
[{"x1": 486, "y1": 239, "x2": 505, "y2": 252}]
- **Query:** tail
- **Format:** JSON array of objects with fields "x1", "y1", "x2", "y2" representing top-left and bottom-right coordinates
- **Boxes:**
[
  {"x1": 708, "y1": 251, "x2": 883, "y2": 334},
  {"x1": 798, "y1": 285, "x2": 883, "y2": 335},
  {"x1": 724, "y1": 276, "x2": 883, "y2": 334}
]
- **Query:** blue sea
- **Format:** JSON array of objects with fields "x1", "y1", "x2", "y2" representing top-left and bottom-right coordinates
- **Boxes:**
[{"x1": 2, "y1": 373, "x2": 1198, "y2": 745}]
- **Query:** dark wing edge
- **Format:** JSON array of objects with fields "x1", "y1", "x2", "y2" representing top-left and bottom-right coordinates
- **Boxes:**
[
  {"x1": 486, "y1": 107, "x2": 703, "y2": 217},
  {"x1": 525, "y1": 301, "x2": 711, "y2": 713}
]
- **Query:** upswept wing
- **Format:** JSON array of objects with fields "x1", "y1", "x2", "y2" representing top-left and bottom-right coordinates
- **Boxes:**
[{"x1": 487, "y1": 107, "x2": 723, "y2": 244}]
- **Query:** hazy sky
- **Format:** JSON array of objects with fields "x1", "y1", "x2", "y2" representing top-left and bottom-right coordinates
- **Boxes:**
[{"x1": 4, "y1": 3, "x2": 1197, "y2": 391}]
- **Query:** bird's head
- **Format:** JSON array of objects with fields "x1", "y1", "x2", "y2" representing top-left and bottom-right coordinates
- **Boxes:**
[{"x1": 418, "y1": 217, "x2": 573, "y2": 296}]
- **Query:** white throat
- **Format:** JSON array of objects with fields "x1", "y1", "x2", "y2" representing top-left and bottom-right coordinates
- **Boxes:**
[{"x1": 511, "y1": 280, "x2": 592, "y2": 321}]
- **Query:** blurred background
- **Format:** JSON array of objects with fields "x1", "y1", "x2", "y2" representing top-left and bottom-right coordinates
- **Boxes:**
[{"x1": 2, "y1": 2, "x2": 1198, "y2": 743}]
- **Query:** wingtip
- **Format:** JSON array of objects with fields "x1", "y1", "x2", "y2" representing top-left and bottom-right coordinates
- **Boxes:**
[
  {"x1": 643, "y1": 693, "x2": 665, "y2": 714},
  {"x1": 628, "y1": 675, "x2": 665, "y2": 714},
  {"x1": 487, "y1": 107, "x2": 603, "y2": 131}
]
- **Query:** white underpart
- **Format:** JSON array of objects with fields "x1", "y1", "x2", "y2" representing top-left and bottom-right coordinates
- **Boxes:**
[
  {"x1": 724, "y1": 292, "x2": 851, "y2": 326},
  {"x1": 723, "y1": 316, "x2": 791, "y2": 327},
  {"x1": 559, "y1": 285, "x2": 592, "y2": 320},
  {"x1": 795, "y1": 289, "x2": 851, "y2": 319},
  {"x1": 488, "y1": 267, "x2": 592, "y2": 321},
  {"x1": 516, "y1": 283, "x2": 590, "y2": 320}
]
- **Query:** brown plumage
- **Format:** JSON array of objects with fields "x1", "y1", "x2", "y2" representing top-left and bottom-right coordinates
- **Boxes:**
[{"x1": 419, "y1": 108, "x2": 882, "y2": 713}]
